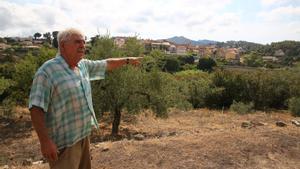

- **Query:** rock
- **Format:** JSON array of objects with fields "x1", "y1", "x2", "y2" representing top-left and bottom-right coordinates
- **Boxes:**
[
  {"x1": 291, "y1": 120, "x2": 300, "y2": 127},
  {"x1": 133, "y1": 134, "x2": 145, "y2": 141},
  {"x1": 32, "y1": 160, "x2": 43, "y2": 165},
  {"x1": 157, "y1": 131, "x2": 169, "y2": 138},
  {"x1": 253, "y1": 121, "x2": 267, "y2": 126},
  {"x1": 267, "y1": 153, "x2": 277, "y2": 161},
  {"x1": 22, "y1": 158, "x2": 32, "y2": 166},
  {"x1": 241, "y1": 121, "x2": 252, "y2": 128},
  {"x1": 168, "y1": 131, "x2": 177, "y2": 136},
  {"x1": 276, "y1": 121, "x2": 287, "y2": 127},
  {"x1": 94, "y1": 143, "x2": 110, "y2": 152},
  {"x1": 3, "y1": 165, "x2": 9, "y2": 169}
]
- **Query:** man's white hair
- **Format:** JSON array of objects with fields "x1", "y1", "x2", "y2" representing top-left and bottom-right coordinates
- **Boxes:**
[{"x1": 57, "y1": 28, "x2": 84, "y2": 55}]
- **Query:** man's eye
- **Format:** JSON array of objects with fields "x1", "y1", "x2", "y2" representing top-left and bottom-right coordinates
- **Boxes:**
[{"x1": 75, "y1": 40, "x2": 85, "y2": 44}]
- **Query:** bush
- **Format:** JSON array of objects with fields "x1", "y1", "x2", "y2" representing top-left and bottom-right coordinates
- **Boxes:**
[
  {"x1": 197, "y1": 57, "x2": 217, "y2": 72},
  {"x1": 230, "y1": 100, "x2": 254, "y2": 114},
  {"x1": 288, "y1": 97, "x2": 300, "y2": 117},
  {"x1": 161, "y1": 56, "x2": 180, "y2": 73},
  {"x1": 209, "y1": 70, "x2": 250, "y2": 108},
  {"x1": 175, "y1": 70, "x2": 213, "y2": 108}
]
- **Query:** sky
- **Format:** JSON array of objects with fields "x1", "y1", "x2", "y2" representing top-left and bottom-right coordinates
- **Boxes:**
[{"x1": 0, "y1": 0, "x2": 300, "y2": 44}]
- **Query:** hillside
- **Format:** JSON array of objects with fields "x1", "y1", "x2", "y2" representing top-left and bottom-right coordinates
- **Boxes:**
[
  {"x1": 1, "y1": 108, "x2": 300, "y2": 169},
  {"x1": 167, "y1": 36, "x2": 218, "y2": 45}
]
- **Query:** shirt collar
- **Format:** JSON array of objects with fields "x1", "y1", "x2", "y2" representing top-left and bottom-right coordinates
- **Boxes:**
[
  {"x1": 56, "y1": 55, "x2": 83, "y2": 71},
  {"x1": 56, "y1": 55, "x2": 71, "y2": 70}
]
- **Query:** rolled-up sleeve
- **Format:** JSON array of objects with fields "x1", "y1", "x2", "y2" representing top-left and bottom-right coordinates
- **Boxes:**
[
  {"x1": 29, "y1": 71, "x2": 51, "y2": 113},
  {"x1": 81, "y1": 59, "x2": 107, "y2": 81}
]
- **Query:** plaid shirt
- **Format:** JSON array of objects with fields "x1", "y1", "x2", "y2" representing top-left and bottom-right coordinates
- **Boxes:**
[{"x1": 29, "y1": 55, "x2": 106, "y2": 150}]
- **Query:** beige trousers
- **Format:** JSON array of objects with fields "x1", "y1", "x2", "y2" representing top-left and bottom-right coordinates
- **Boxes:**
[{"x1": 49, "y1": 137, "x2": 91, "y2": 169}]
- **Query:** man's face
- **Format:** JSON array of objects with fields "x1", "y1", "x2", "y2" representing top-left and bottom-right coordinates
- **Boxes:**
[{"x1": 61, "y1": 34, "x2": 86, "y2": 67}]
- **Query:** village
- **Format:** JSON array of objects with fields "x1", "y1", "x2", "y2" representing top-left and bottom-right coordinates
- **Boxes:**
[{"x1": 0, "y1": 34, "x2": 284, "y2": 66}]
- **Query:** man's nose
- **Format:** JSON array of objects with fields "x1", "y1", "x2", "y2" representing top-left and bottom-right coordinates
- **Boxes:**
[{"x1": 79, "y1": 42, "x2": 85, "y2": 48}]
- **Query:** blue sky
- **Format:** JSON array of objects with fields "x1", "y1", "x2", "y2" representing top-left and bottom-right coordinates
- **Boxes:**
[{"x1": 1, "y1": 0, "x2": 300, "y2": 44}]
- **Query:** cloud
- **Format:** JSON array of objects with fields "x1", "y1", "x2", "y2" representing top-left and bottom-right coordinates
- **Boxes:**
[
  {"x1": 0, "y1": 6, "x2": 13, "y2": 31},
  {"x1": 0, "y1": 0, "x2": 299, "y2": 43},
  {"x1": 0, "y1": 0, "x2": 234, "y2": 37},
  {"x1": 259, "y1": 5, "x2": 300, "y2": 22},
  {"x1": 261, "y1": 0, "x2": 300, "y2": 6},
  {"x1": 0, "y1": 1, "x2": 76, "y2": 36}
]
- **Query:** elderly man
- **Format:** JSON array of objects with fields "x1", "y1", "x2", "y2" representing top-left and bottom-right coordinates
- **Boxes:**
[{"x1": 29, "y1": 28, "x2": 140, "y2": 169}]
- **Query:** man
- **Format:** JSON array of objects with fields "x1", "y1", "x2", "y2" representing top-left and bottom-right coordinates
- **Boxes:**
[{"x1": 29, "y1": 28, "x2": 141, "y2": 169}]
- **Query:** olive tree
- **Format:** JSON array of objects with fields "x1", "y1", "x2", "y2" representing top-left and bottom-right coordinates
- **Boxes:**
[{"x1": 90, "y1": 35, "x2": 189, "y2": 136}]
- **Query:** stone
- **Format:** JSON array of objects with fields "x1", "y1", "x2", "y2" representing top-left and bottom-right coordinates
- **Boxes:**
[
  {"x1": 276, "y1": 121, "x2": 287, "y2": 127},
  {"x1": 291, "y1": 120, "x2": 300, "y2": 127},
  {"x1": 157, "y1": 131, "x2": 169, "y2": 138},
  {"x1": 168, "y1": 131, "x2": 177, "y2": 136},
  {"x1": 253, "y1": 121, "x2": 267, "y2": 126},
  {"x1": 133, "y1": 134, "x2": 145, "y2": 141},
  {"x1": 32, "y1": 160, "x2": 43, "y2": 165},
  {"x1": 241, "y1": 121, "x2": 252, "y2": 128},
  {"x1": 22, "y1": 158, "x2": 32, "y2": 166}
]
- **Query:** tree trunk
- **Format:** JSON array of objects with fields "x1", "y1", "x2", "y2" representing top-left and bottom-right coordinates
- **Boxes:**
[{"x1": 111, "y1": 108, "x2": 121, "y2": 136}]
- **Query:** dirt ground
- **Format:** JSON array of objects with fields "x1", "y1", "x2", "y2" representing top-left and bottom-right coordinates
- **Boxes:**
[{"x1": 0, "y1": 108, "x2": 300, "y2": 169}]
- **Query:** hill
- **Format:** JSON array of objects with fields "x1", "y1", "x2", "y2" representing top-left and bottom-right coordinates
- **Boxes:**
[{"x1": 167, "y1": 36, "x2": 219, "y2": 45}]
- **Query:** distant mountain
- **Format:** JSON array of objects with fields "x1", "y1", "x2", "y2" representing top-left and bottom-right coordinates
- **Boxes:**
[
  {"x1": 167, "y1": 36, "x2": 219, "y2": 45},
  {"x1": 216, "y1": 41, "x2": 264, "y2": 52}
]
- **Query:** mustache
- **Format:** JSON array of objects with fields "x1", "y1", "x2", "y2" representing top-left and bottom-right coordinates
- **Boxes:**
[{"x1": 77, "y1": 48, "x2": 85, "y2": 52}]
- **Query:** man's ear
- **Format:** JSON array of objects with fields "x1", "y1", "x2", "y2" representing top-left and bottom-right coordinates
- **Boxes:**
[{"x1": 60, "y1": 42, "x2": 65, "y2": 52}]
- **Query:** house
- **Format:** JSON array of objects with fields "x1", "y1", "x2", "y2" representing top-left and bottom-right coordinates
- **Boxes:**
[
  {"x1": 113, "y1": 37, "x2": 126, "y2": 48},
  {"x1": 274, "y1": 49, "x2": 285, "y2": 57},
  {"x1": 32, "y1": 39, "x2": 45, "y2": 44},
  {"x1": 198, "y1": 46, "x2": 206, "y2": 57},
  {"x1": 262, "y1": 56, "x2": 279, "y2": 62},
  {"x1": 0, "y1": 43, "x2": 10, "y2": 51},
  {"x1": 216, "y1": 48, "x2": 226, "y2": 59},
  {"x1": 224, "y1": 48, "x2": 240, "y2": 64},
  {"x1": 175, "y1": 45, "x2": 187, "y2": 55},
  {"x1": 186, "y1": 45, "x2": 199, "y2": 55},
  {"x1": 169, "y1": 44, "x2": 176, "y2": 54},
  {"x1": 20, "y1": 40, "x2": 33, "y2": 46},
  {"x1": 143, "y1": 39, "x2": 174, "y2": 54}
]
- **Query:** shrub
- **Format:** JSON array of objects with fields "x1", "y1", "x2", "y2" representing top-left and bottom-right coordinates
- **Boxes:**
[
  {"x1": 161, "y1": 56, "x2": 180, "y2": 73},
  {"x1": 230, "y1": 100, "x2": 254, "y2": 114},
  {"x1": 288, "y1": 97, "x2": 300, "y2": 117},
  {"x1": 197, "y1": 57, "x2": 217, "y2": 72},
  {"x1": 209, "y1": 70, "x2": 250, "y2": 108},
  {"x1": 175, "y1": 70, "x2": 213, "y2": 108}
]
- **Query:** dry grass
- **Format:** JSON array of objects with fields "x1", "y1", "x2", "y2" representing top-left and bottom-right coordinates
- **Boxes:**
[{"x1": 1, "y1": 108, "x2": 300, "y2": 169}]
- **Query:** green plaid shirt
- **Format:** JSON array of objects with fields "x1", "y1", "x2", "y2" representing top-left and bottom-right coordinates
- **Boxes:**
[{"x1": 29, "y1": 55, "x2": 106, "y2": 150}]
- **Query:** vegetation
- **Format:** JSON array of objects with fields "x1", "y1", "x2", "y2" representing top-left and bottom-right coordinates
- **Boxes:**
[
  {"x1": 230, "y1": 101, "x2": 254, "y2": 114},
  {"x1": 1, "y1": 33, "x2": 300, "y2": 135},
  {"x1": 0, "y1": 46, "x2": 56, "y2": 106},
  {"x1": 242, "y1": 52, "x2": 264, "y2": 67},
  {"x1": 288, "y1": 97, "x2": 300, "y2": 117},
  {"x1": 197, "y1": 57, "x2": 217, "y2": 72},
  {"x1": 89, "y1": 35, "x2": 189, "y2": 135}
]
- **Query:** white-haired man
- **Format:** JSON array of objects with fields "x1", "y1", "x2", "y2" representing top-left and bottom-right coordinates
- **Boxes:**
[{"x1": 29, "y1": 28, "x2": 141, "y2": 169}]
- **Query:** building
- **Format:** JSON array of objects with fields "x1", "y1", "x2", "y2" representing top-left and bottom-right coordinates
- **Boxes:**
[
  {"x1": 113, "y1": 36, "x2": 127, "y2": 48},
  {"x1": 262, "y1": 56, "x2": 279, "y2": 62}
]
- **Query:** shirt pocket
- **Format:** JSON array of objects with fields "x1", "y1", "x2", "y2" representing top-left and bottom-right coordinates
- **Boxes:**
[{"x1": 57, "y1": 78, "x2": 82, "y2": 97}]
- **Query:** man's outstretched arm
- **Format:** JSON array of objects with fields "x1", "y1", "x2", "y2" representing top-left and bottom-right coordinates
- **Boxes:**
[{"x1": 106, "y1": 57, "x2": 142, "y2": 71}]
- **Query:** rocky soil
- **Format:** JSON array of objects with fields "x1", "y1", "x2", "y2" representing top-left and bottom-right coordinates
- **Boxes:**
[{"x1": 0, "y1": 109, "x2": 300, "y2": 169}]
